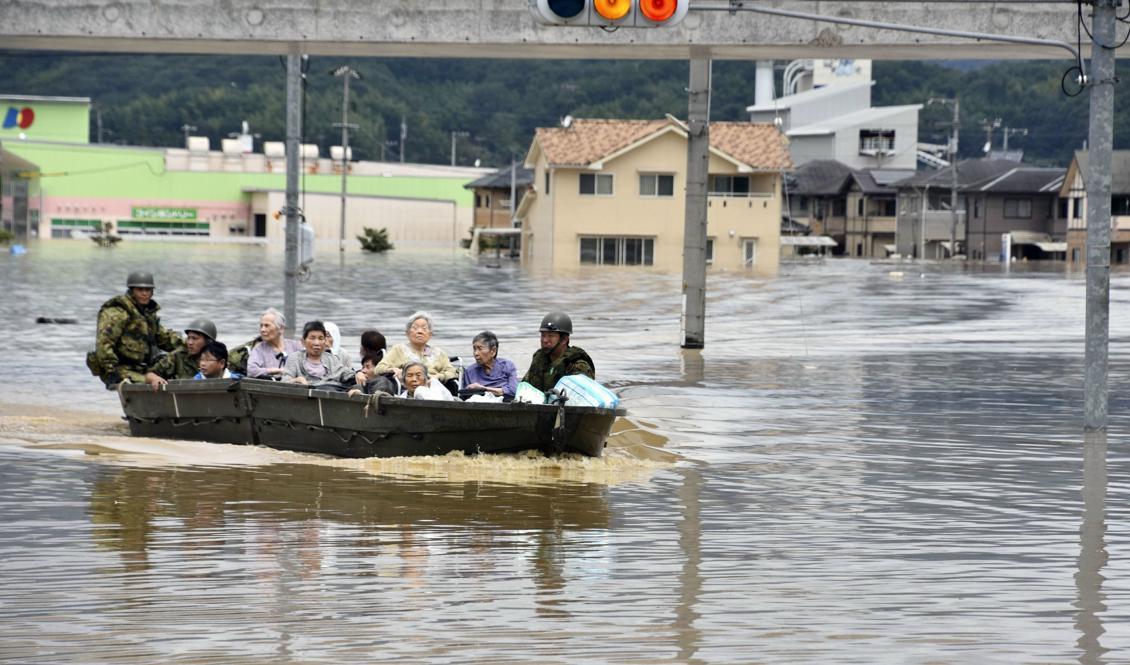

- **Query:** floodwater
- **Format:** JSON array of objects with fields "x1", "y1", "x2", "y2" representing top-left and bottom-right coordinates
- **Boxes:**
[{"x1": 1, "y1": 240, "x2": 1129, "y2": 663}]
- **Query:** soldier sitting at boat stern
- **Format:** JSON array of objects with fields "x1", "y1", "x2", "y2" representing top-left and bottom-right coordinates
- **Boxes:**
[
  {"x1": 194, "y1": 341, "x2": 242, "y2": 380},
  {"x1": 145, "y1": 318, "x2": 219, "y2": 390},
  {"x1": 521, "y1": 311, "x2": 595, "y2": 393},
  {"x1": 86, "y1": 270, "x2": 184, "y2": 389}
]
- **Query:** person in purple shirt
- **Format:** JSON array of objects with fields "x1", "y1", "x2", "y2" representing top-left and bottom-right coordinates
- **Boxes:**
[
  {"x1": 246, "y1": 307, "x2": 303, "y2": 379},
  {"x1": 461, "y1": 331, "x2": 518, "y2": 399}
]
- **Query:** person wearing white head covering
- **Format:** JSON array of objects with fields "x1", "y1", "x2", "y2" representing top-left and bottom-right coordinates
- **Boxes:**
[{"x1": 322, "y1": 321, "x2": 353, "y2": 368}]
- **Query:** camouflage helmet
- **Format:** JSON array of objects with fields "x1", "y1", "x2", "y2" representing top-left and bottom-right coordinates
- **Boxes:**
[
  {"x1": 126, "y1": 271, "x2": 155, "y2": 288},
  {"x1": 184, "y1": 318, "x2": 218, "y2": 341},
  {"x1": 539, "y1": 311, "x2": 573, "y2": 336}
]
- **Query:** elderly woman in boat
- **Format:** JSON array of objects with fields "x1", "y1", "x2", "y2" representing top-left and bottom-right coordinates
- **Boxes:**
[
  {"x1": 461, "y1": 330, "x2": 517, "y2": 399},
  {"x1": 246, "y1": 307, "x2": 303, "y2": 379},
  {"x1": 283, "y1": 320, "x2": 365, "y2": 388},
  {"x1": 376, "y1": 311, "x2": 458, "y2": 392}
]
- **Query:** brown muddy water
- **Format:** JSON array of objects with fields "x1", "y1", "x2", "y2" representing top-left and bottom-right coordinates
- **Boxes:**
[{"x1": 1, "y1": 240, "x2": 1129, "y2": 663}]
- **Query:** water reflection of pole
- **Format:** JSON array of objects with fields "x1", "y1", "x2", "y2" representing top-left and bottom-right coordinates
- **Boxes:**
[
  {"x1": 1074, "y1": 433, "x2": 1108, "y2": 664},
  {"x1": 676, "y1": 467, "x2": 703, "y2": 664}
]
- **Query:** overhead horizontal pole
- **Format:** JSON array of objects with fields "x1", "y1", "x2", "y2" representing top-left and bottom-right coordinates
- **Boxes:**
[{"x1": 0, "y1": 1, "x2": 1088, "y2": 60}]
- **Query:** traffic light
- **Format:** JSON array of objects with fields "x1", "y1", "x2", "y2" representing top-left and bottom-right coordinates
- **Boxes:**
[{"x1": 531, "y1": 0, "x2": 687, "y2": 28}]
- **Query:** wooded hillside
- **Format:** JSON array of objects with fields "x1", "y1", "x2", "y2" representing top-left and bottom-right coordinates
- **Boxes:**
[{"x1": 0, "y1": 52, "x2": 1108, "y2": 168}]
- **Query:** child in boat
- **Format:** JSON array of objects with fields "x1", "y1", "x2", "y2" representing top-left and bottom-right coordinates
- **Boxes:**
[{"x1": 194, "y1": 341, "x2": 242, "y2": 380}]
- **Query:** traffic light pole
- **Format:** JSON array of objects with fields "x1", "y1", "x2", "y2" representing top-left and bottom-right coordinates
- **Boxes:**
[
  {"x1": 1084, "y1": 0, "x2": 1117, "y2": 431},
  {"x1": 681, "y1": 56, "x2": 711, "y2": 349},
  {"x1": 283, "y1": 50, "x2": 302, "y2": 339}
]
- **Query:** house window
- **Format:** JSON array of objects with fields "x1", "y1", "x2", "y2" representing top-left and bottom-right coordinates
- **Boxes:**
[
  {"x1": 857, "y1": 199, "x2": 864, "y2": 216},
  {"x1": 706, "y1": 237, "x2": 715, "y2": 264},
  {"x1": 831, "y1": 199, "x2": 846, "y2": 217},
  {"x1": 872, "y1": 198, "x2": 897, "y2": 217},
  {"x1": 545, "y1": 171, "x2": 551, "y2": 196},
  {"x1": 859, "y1": 129, "x2": 895, "y2": 153},
  {"x1": 640, "y1": 173, "x2": 675, "y2": 197},
  {"x1": 474, "y1": 194, "x2": 482, "y2": 208},
  {"x1": 1004, "y1": 198, "x2": 1032, "y2": 218},
  {"x1": 974, "y1": 198, "x2": 982, "y2": 219},
  {"x1": 708, "y1": 175, "x2": 751, "y2": 196},
  {"x1": 579, "y1": 173, "x2": 613, "y2": 196},
  {"x1": 579, "y1": 236, "x2": 654, "y2": 265}
]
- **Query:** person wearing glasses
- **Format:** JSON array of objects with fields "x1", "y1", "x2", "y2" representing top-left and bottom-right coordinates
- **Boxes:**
[
  {"x1": 375, "y1": 311, "x2": 458, "y2": 393},
  {"x1": 246, "y1": 307, "x2": 302, "y2": 379}
]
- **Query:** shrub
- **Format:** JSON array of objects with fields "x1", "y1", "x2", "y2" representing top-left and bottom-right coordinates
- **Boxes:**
[
  {"x1": 357, "y1": 227, "x2": 394, "y2": 253},
  {"x1": 0, "y1": 229, "x2": 14, "y2": 244}
]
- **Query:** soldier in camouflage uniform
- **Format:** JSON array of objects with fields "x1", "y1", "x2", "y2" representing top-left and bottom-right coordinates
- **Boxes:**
[
  {"x1": 144, "y1": 319, "x2": 218, "y2": 389},
  {"x1": 521, "y1": 311, "x2": 595, "y2": 393},
  {"x1": 86, "y1": 271, "x2": 184, "y2": 389}
]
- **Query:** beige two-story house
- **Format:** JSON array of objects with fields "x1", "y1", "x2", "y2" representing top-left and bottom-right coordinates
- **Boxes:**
[{"x1": 518, "y1": 118, "x2": 791, "y2": 273}]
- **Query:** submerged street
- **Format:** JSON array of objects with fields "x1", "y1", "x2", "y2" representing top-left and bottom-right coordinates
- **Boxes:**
[{"x1": 1, "y1": 241, "x2": 1128, "y2": 662}]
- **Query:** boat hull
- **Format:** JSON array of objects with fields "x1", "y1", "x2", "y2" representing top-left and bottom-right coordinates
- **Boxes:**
[{"x1": 118, "y1": 379, "x2": 623, "y2": 458}]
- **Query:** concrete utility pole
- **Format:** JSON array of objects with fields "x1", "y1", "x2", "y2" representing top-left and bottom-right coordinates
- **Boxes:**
[
  {"x1": 399, "y1": 117, "x2": 407, "y2": 163},
  {"x1": 681, "y1": 57, "x2": 711, "y2": 349},
  {"x1": 283, "y1": 51, "x2": 303, "y2": 339},
  {"x1": 450, "y1": 130, "x2": 469, "y2": 166},
  {"x1": 1084, "y1": 0, "x2": 1117, "y2": 431},
  {"x1": 332, "y1": 65, "x2": 361, "y2": 254},
  {"x1": 1002, "y1": 126, "x2": 1028, "y2": 153},
  {"x1": 948, "y1": 98, "x2": 960, "y2": 259}
]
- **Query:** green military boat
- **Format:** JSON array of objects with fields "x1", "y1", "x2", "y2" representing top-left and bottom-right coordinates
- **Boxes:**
[{"x1": 117, "y1": 378, "x2": 623, "y2": 458}]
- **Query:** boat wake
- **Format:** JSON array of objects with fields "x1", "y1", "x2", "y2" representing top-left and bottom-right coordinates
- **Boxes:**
[{"x1": 0, "y1": 402, "x2": 674, "y2": 486}]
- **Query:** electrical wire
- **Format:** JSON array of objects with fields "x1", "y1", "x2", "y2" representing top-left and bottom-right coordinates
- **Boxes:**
[{"x1": 1078, "y1": 0, "x2": 1130, "y2": 49}]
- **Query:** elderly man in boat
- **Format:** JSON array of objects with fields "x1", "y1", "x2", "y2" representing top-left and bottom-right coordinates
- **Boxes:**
[
  {"x1": 86, "y1": 271, "x2": 184, "y2": 389},
  {"x1": 522, "y1": 312, "x2": 595, "y2": 393},
  {"x1": 144, "y1": 318, "x2": 219, "y2": 389}
]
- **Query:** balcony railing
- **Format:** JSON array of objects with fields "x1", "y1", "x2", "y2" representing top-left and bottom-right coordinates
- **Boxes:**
[{"x1": 903, "y1": 210, "x2": 967, "y2": 241}]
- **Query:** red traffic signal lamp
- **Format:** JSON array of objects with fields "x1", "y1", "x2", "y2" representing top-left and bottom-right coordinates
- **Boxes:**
[{"x1": 532, "y1": 0, "x2": 687, "y2": 27}]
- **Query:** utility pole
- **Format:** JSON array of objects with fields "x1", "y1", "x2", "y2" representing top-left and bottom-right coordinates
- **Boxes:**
[
  {"x1": 180, "y1": 123, "x2": 197, "y2": 148},
  {"x1": 1003, "y1": 126, "x2": 1028, "y2": 154},
  {"x1": 1084, "y1": 0, "x2": 1117, "y2": 431},
  {"x1": 681, "y1": 56, "x2": 711, "y2": 349},
  {"x1": 96, "y1": 109, "x2": 104, "y2": 143},
  {"x1": 948, "y1": 98, "x2": 960, "y2": 259},
  {"x1": 450, "y1": 130, "x2": 469, "y2": 166},
  {"x1": 283, "y1": 51, "x2": 304, "y2": 340},
  {"x1": 332, "y1": 65, "x2": 361, "y2": 254},
  {"x1": 399, "y1": 117, "x2": 407, "y2": 163},
  {"x1": 981, "y1": 117, "x2": 1000, "y2": 154}
]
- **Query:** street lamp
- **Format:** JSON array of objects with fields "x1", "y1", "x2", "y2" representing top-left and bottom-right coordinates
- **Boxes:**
[
  {"x1": 331, "y1": 65, "x2": 361, "y2": 254},
  {"x1": 450, "y1": 130, "x2": 469, "y2": 166}
]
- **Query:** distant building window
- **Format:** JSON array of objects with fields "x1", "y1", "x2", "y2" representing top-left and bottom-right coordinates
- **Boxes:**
[
  {"x1": 485, "y1": 194, "x2": 491, "y2": 208},
  {"x1": 640, "y1": 173, "x2": 675, "y2": 197},
  {"x1": 859, "y1": 129, "x2": 895, "y2": 154},
  {"x1": 475, "y1": 194, "x2": 482, "y2": 208},
  {"x1": 1112, "y1": 196, "x2": 1130, "y2": 216},
  {"x1": 871, "y1": 198, "x2": 897, "y2": 217},
  {"x1": 579, "y1": 236, "x2": 654, "y2": 266},
  {"x1": 706, "y1": 237, "x2": 715, "y2": 264},
  {"x1": 708, "y1": 175, "x2": 751, "y2": 196},
  {"x1": 831, "y1": 198, "x2": 846, "y2": 217},
  {"x1": 545, "y1": 171, "x2": 551, "y2": 196},
  {"x1": 1004, "y1": 198, "x2": 1032, "y2": 218},
  {"x1": 796, "y1": 196, "x2": 808, "y2": 213},
  {"x1": 579, "y1": 173, "x2": 613, "y2": 196},
  {"x1": 974, "y1": 198, "x2": 982, "y2": 219}
]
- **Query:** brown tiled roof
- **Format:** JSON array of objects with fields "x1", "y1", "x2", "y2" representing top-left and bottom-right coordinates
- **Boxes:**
[
  {"x1": 708, "y1": 121, "x2": 792, "y2": 171},
  {"x1": 535, "y1": 119, "x2": 667, "y2": 168},
  {"x1": 533, "y1": 118, "x2": 791, "y2": 170}
]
